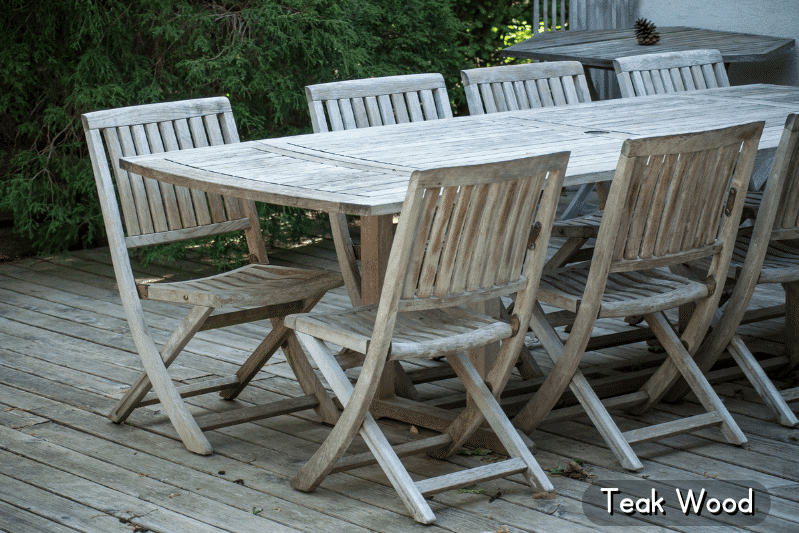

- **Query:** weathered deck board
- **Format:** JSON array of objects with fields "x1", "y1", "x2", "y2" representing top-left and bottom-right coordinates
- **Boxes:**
[{"x1": 0, "y1": 238, "x2": 797, "y2": 533}]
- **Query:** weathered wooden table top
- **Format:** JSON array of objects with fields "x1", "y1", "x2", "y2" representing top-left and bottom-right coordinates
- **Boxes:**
[
  {"x1": 501, "y1": 26, "x2": 795, "y2": 69},
  {"x1": 121, "y1": 84, "x2": 799, "y2": 218}
]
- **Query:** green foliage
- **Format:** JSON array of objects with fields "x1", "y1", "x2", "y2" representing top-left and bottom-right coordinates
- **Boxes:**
[{"x1": 0, "y1": 0, "x2": 546, "y2": 266}]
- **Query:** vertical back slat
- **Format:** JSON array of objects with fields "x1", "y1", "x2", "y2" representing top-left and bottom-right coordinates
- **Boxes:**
[
  {"x1": 174, "y1": 118, "x2": 213, "y2": 226},
  {"x1": 364, "y1": 96, "x2": 383, "y2": 126},
  {"x1": 325, "y1": 100, "x2": 345, "y2": 131},
  {"x1": 434, "y1": 185, "x2": 475, "y2": 297},
  {"x1": 405, "y1": 92, "x2": 425, "y2": 122},
  {"x1": 117, "y1": 126, "x2": 155, "y2": 235},
  {"x1": 490, "y1": 83, "x2": 508, "y2": 112},
  {"x1": 203, "y1": 114, "x2": 244, "y2": 221},
  {"x1": 339, "y1": 99, "x2": 358, "y2": 130},
  {"x1": 680, "y1": 67, "x2": 697, "y2": 90},
  {"x1": 159, "y1": 121, "x2": 199, "y2": 228},
  {"x1": 654, "y1": 152, "x2": 693, "y2": 256},
  {"x1": 377, "y1": 94, "x2": 397, "y2": 125},
  {"x1": 666, "y1": 153, "x2": 701, "y2": 254},
  {"x1": 416, "y1": 187, "x2": 459, "y2": 298},
  {"x1": 537, "y1": 79, "x2": 555, "y2": 106},
  {"x1": 692, "y1": 146, "x2": 734, "y2": 247},
  {"x1": 525, "y1": 80, "x2": 544, "y2": 108},
  {"x1": 130, "y1": 124, "x2": 169, "y2": 233},
  {"x1": 639, "y1": 153, "x2": 679, "y2": 258},
  {"x1": 678, "y1": 148, "x2": 719, "y2": 250},
  {"x1": 480, "y1": 84, "x2": 499, "y2": 113},
  {"x1": 702, "y1": 64, "x2": 719, "y2": 89},
  {"x1": 561, "y1": 76, "x2": 580, "y2": 104},
  {"x1": 622, "y1": 154, "x2": 665, "y2": 259},
  {"x1": 102, "y1": 127, "x2": 142, "y2": 236},
  {"x1": 466, "y1": 182, "x2": 505, "y2": 291},
  {"x1": 549, "y1": 79, "x2": 568, "y2": 105},
  {"x1": 480, "y1": 180, "x2": 516, "y2": 288},
  {"x1": 188, "y1": 116, "x2": 227, "y2": 224},
  {"x1": 391, "y1": 93, "x2": 411, "y2": 123},
  {"x1": 433, "y1": 88, "x2": 453, "y2": 119},
  {"x1": 450, "y1": 183, "x2": 491, "y2": 294},
  {"x1": 513, "y1": 81, "x2": 531, "y2": 109},
  {"x1": 418, "y1": 89, "x2": 437, "y2": 120},
  {"x1": 670, "y1": 68, "x2": 686, "y2": 91},
  {"x1": 402, "y1": 188, "x2": 441, "y2": 299},
  {"x1": 143, "y1": 122, "x2": 183, "y2": 231},
  {"x1": 501, "y1": 82, "x2": 519, "y2": 111},
  {"x1": 614, "y1": 156, "x2": 650, "y2": 260},
  {"x1": 351, "y1": 98, "x2": 370, "y2": 128},
  {"x1": 691, "y1": 65, "x2": 708, "y2": 89}
]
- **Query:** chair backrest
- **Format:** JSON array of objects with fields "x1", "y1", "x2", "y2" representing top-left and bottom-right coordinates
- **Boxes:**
[
  {"x1": 693, "y1": 113, "x2": 798, "y2": 361},
  {"x1": 769, "y1": 114, "x2": 799, "y2": 240},
  {"x1": 591, "y1": 122, "x2": 762, "y2": 278},
  {"x1": 392, "y1": 154, "x2": 568, "y2": 312},
  {"x1": 82, "y1": 97, "x2": 267, "y2": 262},
  {"x1": 305, "y1": 73, "x2": 453, "y2": 133},
  {"x1": 613, "y1": 49, "x2": 730, "y2": 98},
  {"x1": 461, "y1": 62, "x2": 592, "y2": 115}
]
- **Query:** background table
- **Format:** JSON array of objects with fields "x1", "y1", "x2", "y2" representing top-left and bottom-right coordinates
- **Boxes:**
[{"x1": 502, "y1": 27, "x2": 795, "y2": 99}]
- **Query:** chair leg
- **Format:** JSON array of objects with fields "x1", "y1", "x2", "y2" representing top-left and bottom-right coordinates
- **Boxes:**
[
  {"x1": 641, "y1": 312, "x2": 747, "y2": 445},
  {"x1": 446, "y1": 352, "x2": 553, "y2": 491},
  {"x1": 129, "y1": 324, "x2": 213, "y2": 455},
  {"x1": 728, "y1": 335, "x2": 799, "y2": 427},
  {"x1": 221, "y1": 293, "x2": 325, "y2": 400},
  {"x1": 544, "y1": 237, "x2": 588, "y2": 270},
  {"x1": 291, "y1": 333, "x2": 435, "y2": 524},
  {"x1": 564, "y1": 370, "x2": 644, "y2": 471},
  {"x1": 283, "y1": 331, "x2": 340, "y2": 425},
  {"x1": 559, "y1": 183, "x2": 595, "y2": 220},
  {"x1": 109, "y1": 305, "x2": 214, "y2": 424}
]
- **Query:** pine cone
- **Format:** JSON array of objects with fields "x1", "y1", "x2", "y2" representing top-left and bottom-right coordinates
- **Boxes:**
[{"x1": 634, "y1": 18, "x2": 660, "y2": 46}]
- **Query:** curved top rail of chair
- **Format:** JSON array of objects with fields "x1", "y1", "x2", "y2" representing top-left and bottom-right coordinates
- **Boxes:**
[{"x1": 82, "y1": 97, "x2": 233, "y2": 131}]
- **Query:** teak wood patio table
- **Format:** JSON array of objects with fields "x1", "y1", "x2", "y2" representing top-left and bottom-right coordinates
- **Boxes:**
[
  {"x1": 120, "y1": 83, "x2": 799, "y2": 435},
  {"x1": 501, "y1": 27, "x2": 795, "y2": 98}
]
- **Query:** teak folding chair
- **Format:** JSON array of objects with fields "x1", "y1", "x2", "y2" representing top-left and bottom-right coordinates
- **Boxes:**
[
  {"x1": 305, "y1": 73, "x2": 453, "y2": 307},
  {"x1": 666, "y1": 113, "x2": 799, "y2": 426},
  {"x1": 512, "y1": 122, "x2": 763, "y2": 471},
  {"x1": 613, "y1": 49, "x2": 730, "y2": 98},
  {"x1": 82, "y1": 97, "x2": 343, "y2": 455},
  {"x1": 284, "y1": 153, "x2": 569, "y2": 523},
  {"x1": 460, "y1": 62, "x2": 604, "y2": 221}
]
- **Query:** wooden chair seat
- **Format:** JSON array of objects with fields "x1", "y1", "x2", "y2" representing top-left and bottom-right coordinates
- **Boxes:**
[
  {"x1": 287, "y1": 305, "x2": 513, "y2": 361},
  {"x1": 285, "y1": 153, "x2": 569, "y2": 524},
  {"x1": 141, "y1": 264, "x2": 341, "y2": 308},
  {"x1": 538, "y1": 266, "x2": 711, "y2": 318}
]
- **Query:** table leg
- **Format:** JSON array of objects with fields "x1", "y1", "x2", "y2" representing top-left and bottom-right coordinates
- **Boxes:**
[{"x1": 360, "y1": 214, "x2": 394, "y2": 305}]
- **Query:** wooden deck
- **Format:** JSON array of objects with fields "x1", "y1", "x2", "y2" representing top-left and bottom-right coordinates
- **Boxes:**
[{"x1": 1, "y1": 236, "x2": 798, "y2": 533}]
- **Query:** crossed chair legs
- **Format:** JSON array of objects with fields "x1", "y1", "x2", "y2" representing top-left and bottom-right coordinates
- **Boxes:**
[
  {"x1": 512, "y1": 304, "x2": 746, "y2": 472},
  {"x1": 109, "y1": 295, "x2": 338, "y2": 455},
  {"x1": 291, "y1": 332, "x2": 553, "y2": 524}
]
